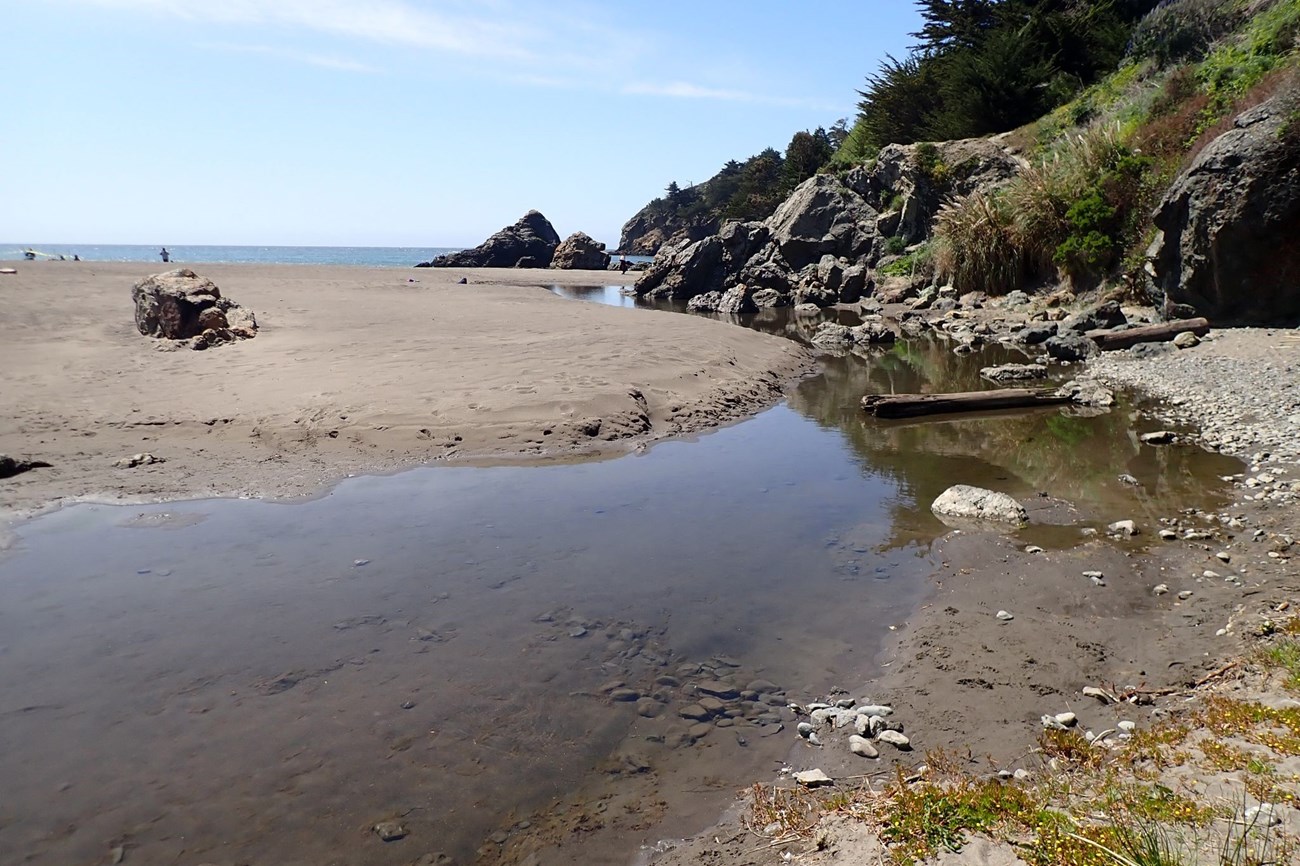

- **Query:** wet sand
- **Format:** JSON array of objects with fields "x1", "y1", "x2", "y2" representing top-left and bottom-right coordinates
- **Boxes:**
[{"x1": 0, "y1": 262, "x2": 812, "y2": 519}]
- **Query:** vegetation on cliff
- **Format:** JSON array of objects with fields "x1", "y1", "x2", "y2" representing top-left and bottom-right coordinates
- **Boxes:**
[{"x1": 933, "y1": 0, "x2": 1300, "y2": 296}]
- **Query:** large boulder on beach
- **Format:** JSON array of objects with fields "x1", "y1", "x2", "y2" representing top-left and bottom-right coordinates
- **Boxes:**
[
  {"x1": 931, "y1": 485, "x2": 1027, "y2": 524},
  {"x1": 766, "y1": 174, "x2": 879, "y2": 271},
  {"x1": 132, "y1": 269, "x2": 257, "y2": 349},
  {"x1": 550, "y1": 232, "x2": 611, "y2": 270},
  {"x1": 418, "y1": 210, "x2": 561, "y2": 269},
  {"x1": 1148, "y1": 88, "x2": 1300, "y2": 323}
]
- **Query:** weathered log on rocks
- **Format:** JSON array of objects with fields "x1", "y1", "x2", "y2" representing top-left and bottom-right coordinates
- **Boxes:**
[
  {"x1": 1087, "y1": 318, "x2": 1209, "y2": 351},
  {"x1": 862, "y1": 388, "x2": 1072, "y2": 419}
]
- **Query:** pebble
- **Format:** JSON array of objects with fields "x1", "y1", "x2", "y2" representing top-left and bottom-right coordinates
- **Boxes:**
[
  {"x1": 679, "y1": 704, "x2": 710, "y2": 721},
  {"x1": 353, "y1": 559, "x2": 370, "y2": 567},
  {"x1": 401, "y1": 700, "x2": 415, "y2": 710},
  {"x1": 1082, "y1": 686, "x2": 1112, "y2": 702},
  {"x1": 1159, "y1": 529, "x2": 1178, "y2": 540},
  {"x1": 996, "y1": 610, "x2": 1014, "y2": 621},
  {"x1": 568, "y1": 627, "x2": 588, "y2": 638},
  {"x1": 794, "y1": 769, "x2": 833, "y2": 788},
  {"x1": 1216, "y1": 551, "x2": 1232, "y2": 563},
  {"x1": 1118, "y1": 720, "x2": 1137, "y2": 732},
  {"x1": 1108, "y1": 520, "x2": 1139, "y2": 536},
  {"x1": 1013, "y1": 768, "x2": 1032, "y2": 781},
  {"x1": 609, "y1": 689, "x2": 640, "y2": 702},
  {"x1": 373, "y1": 820, "x2": 408, "y2": 842},
  {"x1": 1118, "y1": 473, "x2": 1140, "y2": 486},
  {"x1": 1153, "y1": 583, "x2": 1169, "y2": 596},
  {"x1": 848, "y1": 735, "x2": 879, "y2": 758},
  {"x1": 796, "y1": 722, "x2": 815, "y2": 737},
  {"x1": 857, "y1": 704, "x2": 893, "y2": 717},
  {"x1": 636, "y1": 698, "x2": 661, "y2": 718},
  {"x1": 876, "y1": 730, "x2": 911, "y2": 750},
  {"x1": 1178, "y1": 590, "x2": 1194, "y2": 600}
]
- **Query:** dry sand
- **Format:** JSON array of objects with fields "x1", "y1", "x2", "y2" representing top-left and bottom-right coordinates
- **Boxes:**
[{"x1": 0, "y1": 262, "x2": 812, "y2": 520}]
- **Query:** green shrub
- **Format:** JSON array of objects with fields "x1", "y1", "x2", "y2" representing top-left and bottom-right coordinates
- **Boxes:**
[
  {"x1": 885, "y1": 235, "x2": 908, "y2": 256},
  {"x1": 1129, "y1": 0, "x2": 1246, "y2": 67}
]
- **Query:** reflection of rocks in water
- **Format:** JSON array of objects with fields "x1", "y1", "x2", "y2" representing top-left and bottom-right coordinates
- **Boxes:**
[{"x1": 481, "y1": 610, "x2": 797, "y2": 863}]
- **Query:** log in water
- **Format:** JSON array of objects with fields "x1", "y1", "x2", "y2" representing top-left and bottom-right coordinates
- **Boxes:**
[{"x1": 861, "y1": 388, "x2": 1073, "y2": 418}]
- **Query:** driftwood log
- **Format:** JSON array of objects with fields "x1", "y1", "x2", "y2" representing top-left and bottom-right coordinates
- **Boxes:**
[
  {"x1": 862, "y1": 388, "x2": 1073, "y2": 419},
  {"x1": 1088, "y1": 318, "x2": 1209, "y2": 351}
]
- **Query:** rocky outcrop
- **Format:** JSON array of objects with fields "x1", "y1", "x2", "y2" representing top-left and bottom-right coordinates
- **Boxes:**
[
  {"x1": 132, "y1": 269, "x2": 257, "y2": 350},
  {"x1": 418, "y1": 211, "x2": 561, "y2": 268},
  {"x1": 845, "y1": 138, "x2": 1023, "y2": 244},
  {"x1": 632, "y1": 139, "x2": 1020, "y2": 311},
  {"x1": 618, "y1": 210, "x2": 715, "y2": 256},
  {"x1": 550, "y1": 232, "x2": 611, "y2": 270},
  {"x1": 1148, "y1": 89, "x2": 1300, "y2": 322}
]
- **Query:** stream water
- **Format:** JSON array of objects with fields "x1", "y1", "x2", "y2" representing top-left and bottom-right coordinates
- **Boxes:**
[{"x1": 0, "y1": 289, "x2": 1242, "y2": 865}]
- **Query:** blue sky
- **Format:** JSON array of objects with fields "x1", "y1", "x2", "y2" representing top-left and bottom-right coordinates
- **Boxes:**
[{"x1": 5, "y1": 1, "x2": 923, "y2": 247}]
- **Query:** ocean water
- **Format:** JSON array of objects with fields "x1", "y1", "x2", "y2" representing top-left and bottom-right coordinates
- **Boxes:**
[
  {"x1": 1, "y1": 244, "x2": 460, "y2": 268},
  {"x1": 1, "y1": 244, "x2": 655, "y2": 268}
]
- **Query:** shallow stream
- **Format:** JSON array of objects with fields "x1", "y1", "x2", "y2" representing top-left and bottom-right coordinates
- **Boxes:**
[{"x1": 0, "y1": 288, "x2": 1241, "y2": 865}]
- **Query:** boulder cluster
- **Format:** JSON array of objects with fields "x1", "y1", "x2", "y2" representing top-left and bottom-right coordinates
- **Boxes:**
[
  {"x1": 634, "y1": 139, "x2": 1019, "y2": 311},
  {"x1": 416, "y1": 211, "x2": 611, "y2": 271},
  {"x1": 132, "y1": 269, "x2": 257, "y2": 350}
]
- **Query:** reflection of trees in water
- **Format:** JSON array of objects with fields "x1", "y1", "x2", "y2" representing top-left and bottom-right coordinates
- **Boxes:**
[{"x1": 784, "y1": 336, "x2": 1240, "y2": 552}]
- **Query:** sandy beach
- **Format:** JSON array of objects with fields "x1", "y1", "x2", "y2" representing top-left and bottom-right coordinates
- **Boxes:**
[{"x1": 0, "y1": 262, "x2": 812, "y2": 520}]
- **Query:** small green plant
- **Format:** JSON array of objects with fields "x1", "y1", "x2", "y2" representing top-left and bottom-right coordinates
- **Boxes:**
[{"x1": 885, "y1": 235, "x2": 908, "y2": 256}]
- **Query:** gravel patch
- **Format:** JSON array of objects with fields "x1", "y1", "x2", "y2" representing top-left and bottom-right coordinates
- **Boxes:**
[{"x1": 1087, "y1": 328, "x2": 1300, "y2": 467}]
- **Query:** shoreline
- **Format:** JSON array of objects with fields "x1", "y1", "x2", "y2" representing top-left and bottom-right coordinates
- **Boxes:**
[{"x1": 0, "y1": 262, "x2": 814, "y2": 523}]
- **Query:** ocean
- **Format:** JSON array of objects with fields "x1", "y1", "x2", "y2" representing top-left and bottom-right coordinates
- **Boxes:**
[
  {"x1": 1, "y1": 244, "x2": 460, "y2": 268},
  {"x1": 1, "y1": 244, "x2": 653, "y2": 267}
]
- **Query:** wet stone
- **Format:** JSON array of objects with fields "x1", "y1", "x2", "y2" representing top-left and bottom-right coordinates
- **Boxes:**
[
  {"x1": 373, "y1": 820, "x2": 408, "y2": 842},
  {"x1": 655, "y1": 675, "x2": 681, "y2": 688},
  {"x1": 609, "y1": 688, "x2": 640, "y2": 702},
  {"x1": 688, "y1": 722, "x2": 712, "y2": 740},
  {"x1": 698, "y1": 696, "x2": 725, "y2": 713},
  {"x1": 678, "y1": 704, "x2": 711, "y2": 721},
  {"x1": 695, "y1": 681, "x2": 740, "y2": 699},
  {"x1": 636, "y1": 698, "x2": 661, "y2": 718}
]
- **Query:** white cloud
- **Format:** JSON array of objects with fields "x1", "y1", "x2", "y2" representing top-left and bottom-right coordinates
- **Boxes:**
[
  {"x1": 622, "y1": 81, "x2": 841, "y2": 112},
  {"x1": 203, "y1": 42, "x2": 379, "y2": 73}
]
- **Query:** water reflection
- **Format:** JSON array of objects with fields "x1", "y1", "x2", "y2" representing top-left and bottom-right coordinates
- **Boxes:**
[{"x1": 545, "y1": 284, "x2": 641, "y2": 308}]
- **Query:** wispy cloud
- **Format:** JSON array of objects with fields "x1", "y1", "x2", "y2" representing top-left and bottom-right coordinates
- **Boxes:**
[
  {"x1": 622, "y1": 81, "x2": 842, "y2": 112},
  {"x1": 78, "y1": 0, "x2": 553, "y2": 62},
  {"x1": 203, "y1": 41, "x2": 378, "y2": 73}
]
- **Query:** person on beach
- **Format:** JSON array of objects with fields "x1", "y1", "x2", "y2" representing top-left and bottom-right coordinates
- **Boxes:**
[
  {"x1": 619, "y1": 253, "x2": 629, "y2": 274},
  {"x1": 160, "y1": 247, "x2": 170, "y2": 263}
]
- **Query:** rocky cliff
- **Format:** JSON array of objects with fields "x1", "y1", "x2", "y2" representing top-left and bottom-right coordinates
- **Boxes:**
[
  {"x1": 634, "y1": 139, "x2": 1020, "y2": 310},
  {"x1": 418, "y1": 211, "x2": 561, "y2": 268}
]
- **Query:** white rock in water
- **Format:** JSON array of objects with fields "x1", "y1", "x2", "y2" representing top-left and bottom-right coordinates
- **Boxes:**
[
  {"x1": 931, "y1": 485, "x2": 1028, "y2": 524},
  {"x1": 1108, "y1": 520, "x2": 1140, "y2": 536},
  {"x1": 848, "y1": 735, "x2": 879, "y2": 758},
  {"x1": 1025, "y1": 545, "x2": 1044, "y2": 554},
  {"x1": 996, "y1": 610, "x2": 1014, "y2": 621},
  {"x1": 794, "y1": 769, "x2": 833, "y2": 787},
  {"x1": 1141, "y1": 431, "x2": 1177, "y2": 445},
  {"x1": 876, "y1": 730, "x2": 911, "y2": 750}
]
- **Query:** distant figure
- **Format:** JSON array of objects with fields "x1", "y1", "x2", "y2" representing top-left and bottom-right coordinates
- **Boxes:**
[
  {"x1": 58, "y1": 255, "x2": 66, "y2": 261},
  {"x1": 73, "y1": 254, "x2": 80, "y2": 261},
  {"x1": 160, "y1": 247, "x2": 170, "y2": 263},
  {"x1": 23, "y1": 249, "x2": 35, "y2": 260},
  {"x1": 619, "y1": 253, "x2": 629, "y2": 274}
]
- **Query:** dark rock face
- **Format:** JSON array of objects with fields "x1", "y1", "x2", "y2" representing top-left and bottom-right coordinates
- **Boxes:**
[
  {"x1": 1060, "y1": 301, "x2": 1126, "y2": 334},
  {"x1": 418, "y1": 211, "x2": 561, "y2": 268},
  {"x1": 765, "y1": 175, "x2": 879, "y2": 269},
  {"x1": 550, "y1": 232, "x2": 611, "y2": 270},
  {"x1": 1148, "y1": 89, "x2": 1300, "y2": 323},
  {"x1": 1044, "y1": 334, "x2": 1099, "y2": 362},
  {"x1": 132, "y1": 269, "x2": 257, "y2": 349}
]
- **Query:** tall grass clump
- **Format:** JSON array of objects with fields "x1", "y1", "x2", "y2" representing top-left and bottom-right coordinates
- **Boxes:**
[
  {"x1": 933, "y1": 192, "x2": 1022, "y2": 294},
  {"x1": 935, "y1": 127, "x2": 1154, "y2": 293}
]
